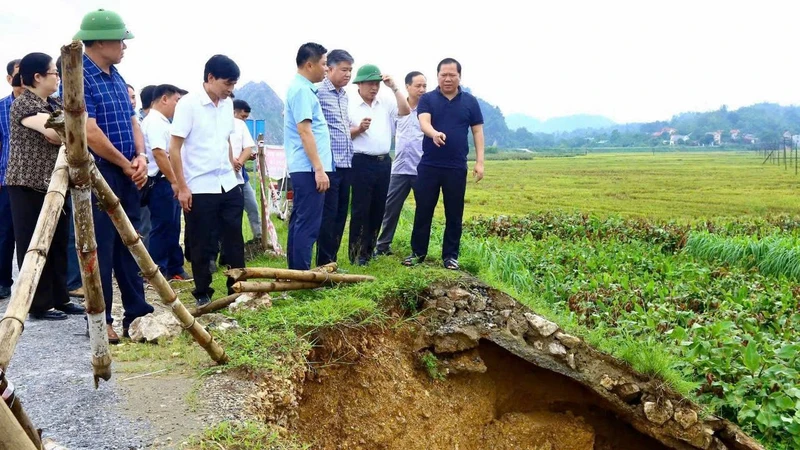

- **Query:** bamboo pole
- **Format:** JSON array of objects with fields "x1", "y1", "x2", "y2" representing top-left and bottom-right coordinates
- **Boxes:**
[
  {"x1": 256, "y1": 134, "x2": 269, "y2": 250},
  {"x1": 191, "y1": 293, "x2": 243, "y2": 317},
  {"x1": 88, "y1": 166, "x2": 229, "y2": 364},
  {"x1": 232, "y1": 280, "x2": 324, "y2": 293},
  {"x1": 58, "y1": 42, "x2": 112, "y2": 387},
  {"x1": 0, "y1": 399, "x2": 37, "y2": 450},
  {"x1": 225, "y1": 267, "x2": 375, "y2": 284},
  {"x1": 0, "y1": 373, "x2": 41, "y2": 450}
]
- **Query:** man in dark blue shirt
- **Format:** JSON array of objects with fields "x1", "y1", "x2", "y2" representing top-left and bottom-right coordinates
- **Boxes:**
[
  {"x1": 0, "y1": 59, "x2": 21, "y2": 299},
  {"x1": 75, "y1": 8, "x2": 154, "y2": 343},
  {"x1": 403, "y1": 58, "x2": 485, "y2": 270}
]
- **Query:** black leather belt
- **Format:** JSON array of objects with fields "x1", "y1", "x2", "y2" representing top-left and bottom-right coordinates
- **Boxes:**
[{"x1": 354, "y1": 153, "x2": 390, "y2": 161}]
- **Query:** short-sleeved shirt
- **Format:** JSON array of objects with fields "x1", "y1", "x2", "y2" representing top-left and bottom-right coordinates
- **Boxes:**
[
  {"x1": 6, "y1": 90, "x2": 62, "y2": 191},
  {"x1": 417, "y1": 87, "x2": 483, "y2": 170},
  {"x1": 283, "y1": 74, "x2": 332, "y2": 174},
  {"x1": 83, "y1": 54, "x2": 137, "y2": 163},
  {"x1": 349, "y1": 95, "x2": 397, "y2": 156},
  {"x1": 392, "y1": 105, "x2": 423, "y2": 176},
  {"x1": 170, "y1": 87, "x2": 238, "y2": 194},
  {"x1": 316, "y1": 77, "x2": 353, "y2": 169},
  {"x1": 230, "y1": 118, "x2": 255, "y2": 185},
  {"x1": 141, "y1": 109, "x2": 171, "y2": 177},
  {"x1": 0, "y1": 94, "x2": 15, "y2": 185}
]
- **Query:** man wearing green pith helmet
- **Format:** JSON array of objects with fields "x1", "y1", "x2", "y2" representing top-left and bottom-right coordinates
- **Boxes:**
[{"x1": 74, "y1": 9, "x2": 154, "y2": 344}]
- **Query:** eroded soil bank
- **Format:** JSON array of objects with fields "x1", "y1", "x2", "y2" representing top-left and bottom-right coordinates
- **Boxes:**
[{"x1": 296, "y1": 325, "x2": 668, "y2": 450}]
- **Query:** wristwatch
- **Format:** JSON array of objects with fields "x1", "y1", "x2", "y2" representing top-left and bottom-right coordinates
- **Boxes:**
[{"x1": 137, "y1": 154, "x2": 149, "y2": 164}]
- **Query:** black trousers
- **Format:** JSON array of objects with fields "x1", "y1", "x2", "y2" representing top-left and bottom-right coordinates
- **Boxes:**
[
  {"x1": 410, "y1": 165, "x2": 467, "y2": 261},
  {"x1": 7, "y1": 185, "x2": 70, "y2": 314},
  {"x1": 316, "y1": 167, "x2": 352, "y2": 266},
  {"x1": 348, "y1": 154, "x2": 391, "y2": 263},
  {"x1": 184, "y1": 186, "x2": 245, "y2": 299}
]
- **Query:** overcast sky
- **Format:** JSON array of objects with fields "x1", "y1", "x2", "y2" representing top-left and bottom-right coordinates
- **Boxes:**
[{"x1": 0, "y1": 0, "x2": 796, "y2": 124}]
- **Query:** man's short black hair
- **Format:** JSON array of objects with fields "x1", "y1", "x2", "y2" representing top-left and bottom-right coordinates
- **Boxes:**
[
  {"x1": 437, "y1": 57, "x2": 462, "y2": 75},
  {"x1": 6, "y1": 59, "x2": 20, "y2": 76},
  {"x1": 204, "y1": 54, "x2": 240, "y2": 83},
  {"x1": 126, "y1": 83, "x2": 134, "y2": 91},
  {"x1": 327, "y1": 49, "x2": 353, "y2": 67},
  {"x1": 405, "y1": 71, "x2": 424, "y2": 86},
  {"x1": 140, "y1": 85, "x2": 157, "y2": 109},
  {"x1": 295, "y1": 42, "x2": 327, "y2": 68},
  {"x1": 151, "y1": 84, "x2": 181, "y2": 104},
  {"x1": 233, "y1": 99, "x2": 251, "y2": 112}
]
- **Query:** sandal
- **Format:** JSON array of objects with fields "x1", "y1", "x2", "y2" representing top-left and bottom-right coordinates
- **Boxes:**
[
  {"x1": 402, "y1": 255, "x2": 425, "y2": 266},
  {"x1": 443, "y1": 258, "x2": 460, "y2": 270}
]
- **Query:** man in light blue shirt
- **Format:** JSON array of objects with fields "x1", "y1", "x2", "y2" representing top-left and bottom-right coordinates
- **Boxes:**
[{"x1": 284, "y1": 42, "x2": 332, "y2": 270}]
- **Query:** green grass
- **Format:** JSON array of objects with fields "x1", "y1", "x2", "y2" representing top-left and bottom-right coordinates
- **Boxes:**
[
  {"x1": 453, "y1": 152, "x2": 800, "y2": 220},
  {"x1": 183, "y1": 421, "x2": 309, "y2": 450}
]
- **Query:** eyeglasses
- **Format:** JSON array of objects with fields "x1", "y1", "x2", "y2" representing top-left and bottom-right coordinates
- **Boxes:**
[{"x1": 45, "y1": 72, "x2": 60, "y2": 77}]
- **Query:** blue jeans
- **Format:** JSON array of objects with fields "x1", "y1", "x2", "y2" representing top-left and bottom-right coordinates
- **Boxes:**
[
  {"x1": 0, "y1": 188, "x2": 15, "y2": 289},
  {"x1": 148, "y1": 178, "x2": 184, "y2": 277},
  {"x1": 287, "y1": 172, "x2": 326, "y2": 270},
  {"x1": 64, "y1": 195, "x2": 82, "y2": 291},
  {"x1": 94, "y1": 164, "x2": 154, "y2": 327}
]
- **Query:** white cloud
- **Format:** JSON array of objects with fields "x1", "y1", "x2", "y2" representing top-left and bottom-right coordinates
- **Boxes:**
[{"x1": 0, "y1": 0, "x2": 797, "y2": 124}]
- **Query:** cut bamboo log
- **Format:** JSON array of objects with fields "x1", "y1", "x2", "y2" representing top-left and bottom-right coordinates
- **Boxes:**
[
  {"x1": 312, "y1": 262, "x2": 338, "y2": 273},
  {"x1": 58, "y1": 42, "x2": 111, "y2": 387},
  {"x1": 0, "y1": 399, "x2": 37, "y2": 450},
  {"x1": 225, "y1": 267, "x2": 375, "y2": 284},
  {"x1": 191, "y1": 293, "x2": 241, "y2": 317},
  {"x1": 0, "y1": 372, "x2": 42, "y2": 450},
  {"x1": 88, "y1": 165, "x2": 229, "y2": 364},
  {"x1": 232, "y1": 280, "x2": 324, "y2": 293}
]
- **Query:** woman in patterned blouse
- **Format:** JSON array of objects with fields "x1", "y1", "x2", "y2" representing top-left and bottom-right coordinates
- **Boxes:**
[{"x1": 7, "y1": 52, "x2": 85, "y2": 320}]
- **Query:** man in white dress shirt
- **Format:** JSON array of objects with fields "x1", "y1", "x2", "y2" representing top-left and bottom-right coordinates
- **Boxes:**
[
  {"x1": 347, "y1": 64, "x2": 410, "y2": 265},
  {"x1": 169, "y1": 54, "x2": 244, "y2": 306},
  {"x1": 142, "y1": 84, "x2": 192, "y2": 282}
]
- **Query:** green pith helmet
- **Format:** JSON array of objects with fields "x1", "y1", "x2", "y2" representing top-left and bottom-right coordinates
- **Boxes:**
[
  {"x1": 353, "y1": 64, "x2": 382, "y2": 84},
  {"x1": 73, "y1": 9, "x2": 134, "y2": 41}
]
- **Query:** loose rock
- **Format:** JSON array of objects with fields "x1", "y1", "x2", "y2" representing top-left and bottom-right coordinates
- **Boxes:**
[
  {"x1": 554, "y1": 331, "x2": 581, "y2": 348},
  {"x1": 524, "y1": 313, "x2": 559, "y2": 337},
  {"x1": 644, "y1": 399, "x2": 674, "y2": 426},
  {"x1": 547, "y1": 342, "x2": 567, "y2": 357},
  {"x1": 433, "y1": 327, "x2": 480, "y2": 353},
  {"x1": 613, "y1": 383, "x2": 642, "y2": 403},
  {"x1": 129, "y1": 311, "x2": 182, "y2": 343},
  {"x1": 566, "y1": 353, "x2": 577, "y2": 370},
  {"x1": 440, "y1": 349, "x2": 487, "y2": 375},
  {"x1": 675, "y1": 408, "x2": 699, "y2": 430},
  {"x1": 600, "y1": 374, "x2": 617, "y2": 391}
]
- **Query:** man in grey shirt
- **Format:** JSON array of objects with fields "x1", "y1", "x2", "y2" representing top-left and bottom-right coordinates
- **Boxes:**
[{"x1": 376, "y1": 71, "x2": 427, "y2": 255}]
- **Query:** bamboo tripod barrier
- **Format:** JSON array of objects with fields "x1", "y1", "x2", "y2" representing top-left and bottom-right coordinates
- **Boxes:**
[
  {"x1": 256, "y1": 134, "x2": 269, "y2": 250},
  {"x1": 0, "y1": 400, "x2": 37, "y2": 450},
  {"x1": 57, "y1": 45, "x2": 112, "y2": 388},
  {"x1": 0, "y1": 149, "x2": 68, "y2": 450},
  {"x1": 58, "y1": 41, "x2": 228, "y2": 365}
]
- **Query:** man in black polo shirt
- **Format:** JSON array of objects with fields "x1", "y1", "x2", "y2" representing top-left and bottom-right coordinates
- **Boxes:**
[{"x1": 403, "y1": 57, "x2": 485, "y2": 270}]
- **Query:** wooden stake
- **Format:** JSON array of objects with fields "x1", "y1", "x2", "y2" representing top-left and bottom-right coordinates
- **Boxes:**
[
  {"x1": 232, "y1": 280, "x2": 324, "y2": 293},
  {"x1": 88, "y1": 165, "x2": 229, "y2": 364},
  {"x1": 58, "y1": 42, "x2": 112, "y2": 387},
  {"x1": 256, "y1": 134, "x2": 268, "y2": 250},
  {"x1": 0, "y1": 399, "x2": 37, "y2": 450},
  {"x1": 225, "y1": 267, "x2": 375, "y2": 284}
]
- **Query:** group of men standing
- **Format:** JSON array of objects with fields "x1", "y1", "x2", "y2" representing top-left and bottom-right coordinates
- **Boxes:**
[{"x1": 283, "y1": 43, "x2": 485, "y2": 272}]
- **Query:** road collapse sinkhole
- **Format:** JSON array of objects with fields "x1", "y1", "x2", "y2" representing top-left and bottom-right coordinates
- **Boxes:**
[
  {"x1": 247, "y1": 280, "x2": 760, "y2": 450},
  {"x1": 296, "y1": 329, "x2": 668, "y2": 450}
]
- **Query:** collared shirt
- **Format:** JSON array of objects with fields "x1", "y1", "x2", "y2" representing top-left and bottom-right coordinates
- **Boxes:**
[
  {"x1": 6, "y1": 90, "x2": 63, "y2": 191},
  {"x1": 283, "y1": 73, "x2": 332, "y2": 174},
  {"x1": 83, "y1": 54, "x2": 137, "y2": 163},
  {"x1": 392, "y1": 105, "x2": 423, "y2": 176},
  {"x1": 170, "y1": 86, "x2": 238, "y2": 194},
  {"x1": 417, "y1": 86, "x2": 483, "y2": 170},
  {"x1": 316, "y1": 77, "x2": 353, "y2": 169},
  {"x1": 141, "y1": 109, "x2": 171, "y2": 177},
  {"x1": 230, "y1": 118, "x2": 255, "y2": 185},
  {"x1": 349, "y1": 95, "x2": 397, "y2": 156},
  {"x1": 0, "y1": 94, "x2": 14, "y2": 185}
]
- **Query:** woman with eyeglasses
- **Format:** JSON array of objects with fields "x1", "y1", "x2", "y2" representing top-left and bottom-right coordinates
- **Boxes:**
[{"x1": 6, "y1": 52, "x2": 85, "y2": 320}]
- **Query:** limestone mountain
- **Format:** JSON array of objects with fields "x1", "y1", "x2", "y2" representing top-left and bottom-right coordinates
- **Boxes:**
[{"x1": 233, "y1": 81, "x2": 284, "y2": 144}]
